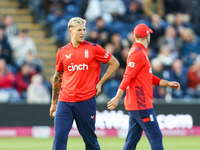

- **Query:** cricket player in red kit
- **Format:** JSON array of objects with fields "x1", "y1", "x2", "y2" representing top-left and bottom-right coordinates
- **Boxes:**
[
  {"x1": 107, "y1": 24, "x2": 180, "y2": 150},
  {"x1": 49, "y1": 17, "x2": 119, "y2": 150}
]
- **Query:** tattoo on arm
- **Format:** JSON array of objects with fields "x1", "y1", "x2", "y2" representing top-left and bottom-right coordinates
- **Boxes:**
[{"x1": 52, "y1": 71, "x2": 63, "y2": 101}]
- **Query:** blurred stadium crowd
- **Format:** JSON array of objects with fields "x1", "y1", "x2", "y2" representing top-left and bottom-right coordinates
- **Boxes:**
[{"x1": 0, "y1": 0, "x2": 200, "y2": 104}]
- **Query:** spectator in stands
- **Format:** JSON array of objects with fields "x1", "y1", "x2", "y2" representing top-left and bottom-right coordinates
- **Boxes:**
[
  {"x1": 24, "y1": 51, "x2": 43, "y2": 73},
  {"x1": 187, "y1": 56, "x2": 200, "y2": 98},
  {"x1": 0, "y1": 59, "x2": 21, "y2": 103},
  {"x1": 86, "y1": 27, "x2": 99, "y2": 44},
  {"x1": 93, "y1": 17, "x2": 111, "y2": 47},
  {"x1": 113, "y1": 1, "x2": 145, "y2": 24},
  {"x1": 115, "y1": 47, "x2": 129, "y2": 81},
  {"x1": 84, "y1": 0, "x2": 101, "y2": 22},
  {"x1": 149, "y1": 14, "x2": 167, "y2": 51},
  {"x1": 154, "y1": 45, "x2": 174, "y2": 69},
  {"x1": 10, "y1": 29, "x2": 37, "y2": 67},
  {"x1": 15, "y1": 62, "x2": 36, "y2": 99},
  {"x1": 157, "y1": 25, "x2": 183, "y2": 59},
  {"x1": 3, "y1": 15, "x2": 18, "y2": 42},
  {"x1": 180, "y1": 28, "x2": 200, "y2": 67},
  {"x1": 27, "y1": 74, "x2": 50, "y2": 104},
  {"x1": 110, "y1": 33, "x2": 123, "y2": 57},
  {"x1": 0, "y1": 26, "x2": 13, "y2": 64},
  {"x1": 151, "y1": 58, "x2": 164, "y2": 79},
  {"x1": 165, "y1": 59, "x2": 188, "y2": 98},
  {"x1": 142, "y1": 0, "x2": 165, "y2": 18},
  {"x1": 172, "y1": 13, "x2": 193, "y2": 36},
  {"x1": 101, "y1": 0, "x2": 126, "y2": 23},
  {"x1": 151, "y1": 58, "x2": 166, "y2": 99}
]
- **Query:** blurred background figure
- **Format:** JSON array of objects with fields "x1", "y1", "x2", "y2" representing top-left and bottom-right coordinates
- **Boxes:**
[
  {"x1": 22, "y1": 51, "x2": 43, "y2": 73},
  {"x1": 0, "y1": 26, "x2": 13, "y2": 64},
  {"x1": 101, "y1": 0, "x2": 126, "y2": 23},
  {"x1": 15, "y1": 62, "x2": 36, "y2": 101},
  {"x1": 142, "y1": 0, "x2": 165, "y2": 18},
  {"x1": 0, "y1": 59, "x2": 21, "y2": 103},
  {"x1": 149, "y1": 14, "x2": 167, "y2": 51},
  {"x1": 187, "y1": 56, "x2": 200, "y2": 98},
  {"x1": 27, "y1": 74, "x2": 50, "y2": 104},
  {"x1": 151, "y1": 58, "x2": 165, "y2": 99},
  {"x1": 115, "y1": 47, "x2": 129, "y2": 81},
  {"x1": 3, "y1": 15, "x2": 18, "y2": 42},
  {"x1": 157, "y1": 25, "x2": 183, "y2": 59},
  {"x1": 172, "y1": 13, "x2": 192, "y2": 36},
  {"x1": 180, "y1": 28, "x2": 200, "y2": 67},
  {"x1": 10, "y1": 29, "x2": 37, "y2": 68},
  {"x1": 163, "y1": 59, "x2": 188, "y2": 99},
  {"x1": 154, "y1": 45, "x2": 174, "y2": 70}
]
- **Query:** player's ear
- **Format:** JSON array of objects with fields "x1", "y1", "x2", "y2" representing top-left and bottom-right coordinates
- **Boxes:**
[{"x1": 69, "y1": 28, "x2": 74, "y2": 35}]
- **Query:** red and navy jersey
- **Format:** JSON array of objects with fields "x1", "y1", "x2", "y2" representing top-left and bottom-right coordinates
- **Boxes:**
[
  {"x1": 56, "y1": 40, "x2": 112, "y2": 102},
  {"x1": 119, "y1": 42, "x2": 160, "y2": 111}
]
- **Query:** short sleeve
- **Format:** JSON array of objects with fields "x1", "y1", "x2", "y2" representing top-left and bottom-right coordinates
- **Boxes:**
[
  {"x1": 123, "y1": 51, "x2": 145, "y2": 80},
  {"x1": 55, "y1": 50, "x2": 63, "y2": 72},
  {"x1": 95, "y1": 44, "x2": 112, "y2": 64}
]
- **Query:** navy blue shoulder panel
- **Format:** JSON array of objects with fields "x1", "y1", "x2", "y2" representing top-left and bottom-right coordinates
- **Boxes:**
[
  {"x1": 84, "y1": 41, "x2": 97, "y2": 46},
  {"x1": 135, "y1": 46, "x2": 142, "y2": 51},
  {"x1": 58, "y1": 44, "x2": 70, "y2": 51}
]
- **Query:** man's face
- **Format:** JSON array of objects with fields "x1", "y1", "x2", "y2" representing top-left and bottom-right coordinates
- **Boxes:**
[{"x1": 70, "y1": 24, "x2": 86, "y2": 43}]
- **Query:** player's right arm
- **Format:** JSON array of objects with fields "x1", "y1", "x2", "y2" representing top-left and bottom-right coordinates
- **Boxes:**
[
  {"x1": 107, "y1": 51, "x2": 145, "y2": 110},
  {"x1": 50, "y1": 70, "x2": 63, "y2": 118},
  {"x1": 50, "y1": 48, "x2": 63, "y2": 118}
]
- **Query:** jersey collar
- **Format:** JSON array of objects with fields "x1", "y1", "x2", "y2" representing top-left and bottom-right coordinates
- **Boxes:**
[
  {"x1": 69, "y1": 40, "x2": 86, "y2": 49},
  {"x1": 134, "y1": 42, "x2": 147, "y2": 52}
]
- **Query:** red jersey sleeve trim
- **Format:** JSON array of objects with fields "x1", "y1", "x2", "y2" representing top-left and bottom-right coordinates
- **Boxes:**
[
  {"x1": 152, "y1": 75, "x2": 161, "y2": 86},
  {"x1": 119, "y1": 77, "x2": 131, "y2": 91}
]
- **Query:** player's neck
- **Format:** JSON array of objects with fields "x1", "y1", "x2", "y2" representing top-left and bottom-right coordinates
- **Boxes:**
[
  {"x1": 71, "y1": 40, "x2": 81, "y2": 48},
  {"x1": 135, "y1": 40, "x2": 148, "y2": 49}
]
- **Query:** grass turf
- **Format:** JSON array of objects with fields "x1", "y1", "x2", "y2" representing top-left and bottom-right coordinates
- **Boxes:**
[{"x1": 0, "y1": 136, "x2": 200, "y2": 150}]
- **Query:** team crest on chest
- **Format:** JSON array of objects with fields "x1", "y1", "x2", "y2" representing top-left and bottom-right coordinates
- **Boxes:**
[{"x1": 85, "y1": 49, "x2": 89, "y2": 58}]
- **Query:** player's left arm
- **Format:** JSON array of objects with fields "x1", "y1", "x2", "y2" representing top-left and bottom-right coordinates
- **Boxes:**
[
  {"x1": 96, "y1": 56, "x2": 119, "y2": 95},
  {"x1": 152, "y1": 74, "x2": 180, "y2": 90},
  {"x1": 159, "y1": 79, "x2": 180, "y2": 90}
]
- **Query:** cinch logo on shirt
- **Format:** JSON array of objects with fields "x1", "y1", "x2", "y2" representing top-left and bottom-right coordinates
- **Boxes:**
[
  {"x1": 128, "y1": 61, "x2": 135, "y2": 68},
  {"x1": 68, "y1": 63, "x2": 88, "y2": 71}
]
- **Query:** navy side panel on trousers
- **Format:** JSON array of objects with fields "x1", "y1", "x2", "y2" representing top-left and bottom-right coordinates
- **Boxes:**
[
  {"x1": 123, "y1": 108, "x2": 164, "y2": 150},
  {"x1": 52, "y1": 97, "x2": 100, "y2": 150}
]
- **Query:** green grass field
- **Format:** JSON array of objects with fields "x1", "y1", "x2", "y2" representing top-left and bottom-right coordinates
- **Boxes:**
[{"x1": 0, "y1": 136, "x2": 200, "y2": 150}]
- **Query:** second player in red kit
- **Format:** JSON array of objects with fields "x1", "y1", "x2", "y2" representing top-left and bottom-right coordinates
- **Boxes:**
[{"x1": 107, "y1": 24, "x2": 180, "y2": 150}]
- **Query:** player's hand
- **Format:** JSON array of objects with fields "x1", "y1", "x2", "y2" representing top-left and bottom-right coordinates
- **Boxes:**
[
  {"x1": 168, "y1": 81, "x2": 180, "y2": 90},
  {"x1": 50, "y1": 103, "x2": 57, "y2": 118},
  {"x1": 96, "y1": 82, "x2": 102, "y2": 96},
  {"x1": 107, "y1": 96, "x2": 120, "y2": 110}
]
